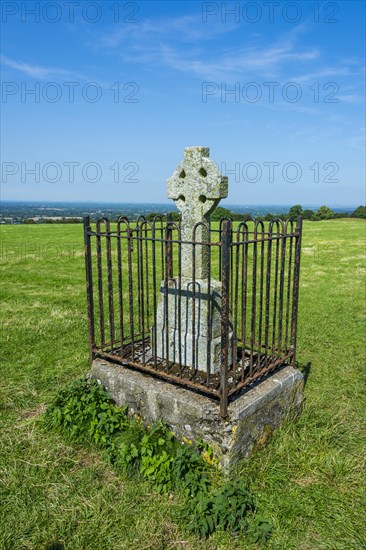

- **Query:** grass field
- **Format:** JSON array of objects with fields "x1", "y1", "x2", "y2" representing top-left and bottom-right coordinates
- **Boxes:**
[{"x1": 1, "y1": 219, "x2": 365, "y2": 549}]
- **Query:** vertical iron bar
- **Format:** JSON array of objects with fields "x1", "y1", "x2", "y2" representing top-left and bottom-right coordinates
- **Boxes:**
[
  {"x1": 144, "y1": 222, "x2": 150, "y2": 330},
  {"x1": 240, "y1": 224, "x2": 248, "y2": 381},
  {"x1": 105, "y1": 220, "x2": 115, "y2": 351},
  {"x1": 291, "y1": 217, "x2": 302, "y2": 367},
  {"x1": 117, "y1": 221, "x2": 124, "y2": 357},
  {"x1": 191, "y1": 229, "x2": 197, "y2": 375},
  {"x1": 139, "y1": 223, "x2": 146, "y2": 364},
  {"x1": 271, "y1": 223, "x2": 280, "y2": 360},
  {"x1": 96, "y1": 220, "x2": 105, "y2": 349},
  {"x1": 127, "y1": 225, "x2": 135, "y2": 358},
  {"x1": 257, "y1": 223, "x2": 265, "y2": 371},
  {"x1": 166, "y1": 214, "x2": 173, "y2": 280},
  {"x1": 83, "y1": 216, "x2": 95, "y2": 364},
  {"x1": 220, "y1": 219, "x2": 231, "y2": 418},
  {"x1": 206, "y1": 223, "x2": 212, "y2": 384},
  {"x1": 232, "y1": 227, "x2": 241, "y2": 385},
  {"x1": 250, "y1": 225, "x2": 257, "y2": 378},
  {"x1": 285, "y1": 222, "x2": 294, "y2": 353},
  {"x1": 177, "y1": 222, "x2": 182, "y2": 373},
  {"x1": 136, "y1": 223, "x2": 142, "y2": 336},
  {"x1": 152, "y1": 221, "x2": 158, "y2": 368},
  {"x1": 277, "y1": 223, "x2": 287, "y2": 355},
  {"x1": 264, "y1": 224, "x2": 273, "y2": 367},
  {"x1": 164, "y1": 219, "x2": 171, "y2": 371}
]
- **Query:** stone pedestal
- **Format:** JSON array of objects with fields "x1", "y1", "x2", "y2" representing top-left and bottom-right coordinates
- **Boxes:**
[
  {"x1": 152, "y1": 277, "x2": 233, "y2": 372},
  {"x1": 89, "y1": 359, "x2": 305, "y2": 471}
]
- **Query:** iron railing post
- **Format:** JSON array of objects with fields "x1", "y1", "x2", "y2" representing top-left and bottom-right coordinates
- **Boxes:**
[
  {"x1": 291, "y1": 216, "x2": 302, "y2": 367},
  {"x1": 220, "y1": 219, "x2": 232, "y2": 418},
  {"x1": 166, "y1": 213, "x2": 173, "y2": 280},
  {"x1": 83, "y1": 216, "x2": 95, "y2": 364}
]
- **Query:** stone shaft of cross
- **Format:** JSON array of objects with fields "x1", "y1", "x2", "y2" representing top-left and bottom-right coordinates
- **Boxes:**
[{"x1": 167, "y1": 146, "x2": 228, "y2": 278}]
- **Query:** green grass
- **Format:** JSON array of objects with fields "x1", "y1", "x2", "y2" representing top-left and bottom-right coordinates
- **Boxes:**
[{"x1": 1, "y1": 220, "x2": 366, "y2": 549}]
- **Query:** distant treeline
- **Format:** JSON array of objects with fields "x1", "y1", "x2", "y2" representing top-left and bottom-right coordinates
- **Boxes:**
[
  {"x1": 123, "y1": 205, "x2": 366, "y2": 223},
  {"x1": 18, "y1": 204, "x2": 366, "y2": 224}
]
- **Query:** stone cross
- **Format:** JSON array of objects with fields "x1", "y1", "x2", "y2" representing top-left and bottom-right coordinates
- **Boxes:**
[{"x1": 167, "y1": 146, "x2": 228, "y2": 278}]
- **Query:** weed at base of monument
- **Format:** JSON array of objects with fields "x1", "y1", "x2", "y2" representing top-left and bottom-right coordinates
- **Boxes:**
[
  {"x1": 44, "y1": 377, "x2": 272, "y2": 542},
  {"x1": 182, "y1": 480, "x2": 272, "y2": 542}
]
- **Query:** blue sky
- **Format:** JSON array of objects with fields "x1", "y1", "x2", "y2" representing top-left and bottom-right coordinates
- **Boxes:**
[{"x1": 1, "y1": 0, "x2": 365, "y2": 206}]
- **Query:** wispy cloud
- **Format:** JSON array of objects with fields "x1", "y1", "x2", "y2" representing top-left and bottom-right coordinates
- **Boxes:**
[
  {"x1": 1, "y1": 55, "x2": 90, "y2": 82},
  {"x1": 100, "y1": 18, "x2": 320, "y2": 81},
  {"x1": 157, "y1": 44, "x2": 319, "y2": 80},
  {"x1": 289, "y1": 67, "x2": 353, "y2": 82},
  {"x1": 101, "y1": 14, "x2": 237, "y2": 48}
]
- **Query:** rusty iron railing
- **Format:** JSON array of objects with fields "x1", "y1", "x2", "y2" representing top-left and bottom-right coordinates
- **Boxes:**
[{"x1": 83, "y1": 215, "x2": 302, "y2": 417}]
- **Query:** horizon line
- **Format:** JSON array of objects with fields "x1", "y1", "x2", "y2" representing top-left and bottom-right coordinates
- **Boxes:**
[{"x1": 0, "y1": 200, "x2": 362, "y2": 209}]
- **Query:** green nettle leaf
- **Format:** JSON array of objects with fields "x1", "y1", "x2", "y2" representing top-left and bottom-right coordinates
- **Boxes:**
[{"x1": 44, "y1": 378, "x2": 272, "y2": 542}]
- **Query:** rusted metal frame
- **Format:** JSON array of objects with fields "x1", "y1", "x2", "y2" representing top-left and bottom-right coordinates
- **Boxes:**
[
  {"x1": 117, "y1": 217, "x2": 128, "y2": 358},
  {"x1": 237, "y1": 221, "x2": 249, "y2": 381},
  {"x1": 277, "y1": 223, "x2": 287, "y2": 355},
  {"x1": 230, "y1": 231, "x2": 297, "y2": 246},
  {"x1": 157, "y1": 216, "x2": 165, "y2": 283},
  {"x1": 218, "y1": 218, "x2": 224, "y2": 281},
  {"x1": 126, "y1": 221, "x2": 135, "y2": 359},
  {"x1": 206, "y1": 223, "x2": 212, "y2": 384},
  {"x1": 143, "y1": 222, "x2": 151, "y2": 336},
  {"x1": 90, "y1": 223, "x2": 238, "y2": 244},
  {"x1": 166, "y1": 214, "x2": 173, "y2": 280},
  {"x1": 151, "y1": 220, "x2": 158, "y2": 368},
  {"x1": 177, "y1": 223, "x2": 183, "y2": 374},
  {"x1": 88, "y1": 214, "x2": 302, "y2": 411},
  {"x1": 220, "y1": 219, "x2": 232, "y2": 418},
  {"x1": 232, "y1": 225, "x2": 241, "y2": 386},
  {"x1": 270, "y1": 220, "x2": 281, "y2": 361},
  {"x1": 95, "y1": 333, "x2": 153, "y2": 351},
  {"x1": 83, "y1": 216, "x2": 95, "y2": 364},
  {"x1": 255, "y1": 220, "x2": 265, "y2": 373},
  {"x1": 136, "y1": 216, "x2": 148, "y2": 364},
  {"x1": 96, "y1": 218, "x2": 108, "y2": 349},
  {"x1": 190, "y1": 222, "x2": 216, "y2": 379},
  {"x1": 227, "y1": 352, "x2": 294, "y2": 397},
  {"x1": 249, "y1": 222, "x2": 259, "y2": 378},
  {"x1": 148, "y1": 218, "x2": 164, "y2": 345},
  {"x1": 264, "y1": 221, "x2": 273, "y2": 369},
  {"x1": 163, "y1": 218, "x2": 172, "y2": 372},
  {"x1": 165, "y1": 218, "x2": 181, "y2": 373},
  {"x1": 135, "y1": 217, "x2": 145, "y2": 338},
  {"x1": 291, "y1": 217, "x2": 302, "y2": 367},
  {"x1": 93, "y1": 348, "x2": 221, "y2": 399},
  {"x1": 229, "y1": 224, "x2": 234, "y2": 316},
  {"x1": 191, "y1": 224, "x2": 198, "y2": 377},
  {"x1": 104, "y1": 218, "x2": 115, "y2": 352},
  {"x1": 285, "y1": 220, "x2": 294, "y2": 353},
  {"x1": 154, "y1": 215, "x2": 165, "y2": 368},
  {"x1": 140, "y1": 217, "x2": 154, "y2": 363}
]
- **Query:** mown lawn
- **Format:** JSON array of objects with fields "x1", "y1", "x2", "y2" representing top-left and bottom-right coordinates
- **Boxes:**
[{"x1": 1, "y1": 219, "x2": 365, "y2": 549}]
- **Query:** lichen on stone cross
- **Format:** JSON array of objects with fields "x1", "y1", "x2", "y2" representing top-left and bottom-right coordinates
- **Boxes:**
[{"x1": 167, "y1": 147, "x2": 228, "y2": 278}]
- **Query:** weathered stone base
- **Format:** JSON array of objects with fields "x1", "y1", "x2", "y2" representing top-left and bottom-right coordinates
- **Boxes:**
[
  {"x1": 89, "y1": 358, "x2": 304, "y2": 470},
  {"x1": 152, "y1": 277, "x2": 233, "y2": 373}
]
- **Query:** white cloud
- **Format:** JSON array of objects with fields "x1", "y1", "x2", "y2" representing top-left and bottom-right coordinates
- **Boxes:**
[
  {"x1": 1, "y1": 55, "x2": 90, "y2": 82},
  {"x1": 100, "y1": 19, "x2": 321, "y2": 81}
]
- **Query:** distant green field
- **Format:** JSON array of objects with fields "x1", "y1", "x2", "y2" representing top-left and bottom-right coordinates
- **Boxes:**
[{"x1": 1, "y1": 220, "x2": 365, "y2": 549}]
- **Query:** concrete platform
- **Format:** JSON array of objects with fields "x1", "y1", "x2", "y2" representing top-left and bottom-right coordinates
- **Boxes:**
[{"x1": 89, "y1": 358, "x2": 304, "y2": 470}]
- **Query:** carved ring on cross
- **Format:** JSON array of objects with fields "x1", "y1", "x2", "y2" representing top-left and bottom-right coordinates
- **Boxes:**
[{"x1": 167, "y1": 146, "x2": 228, "y2": 223}]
